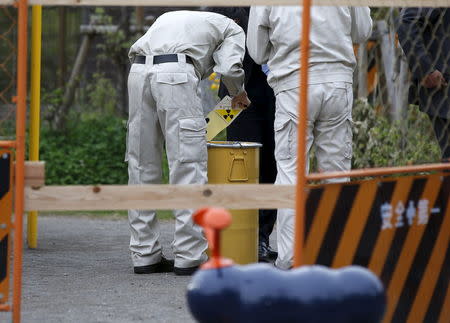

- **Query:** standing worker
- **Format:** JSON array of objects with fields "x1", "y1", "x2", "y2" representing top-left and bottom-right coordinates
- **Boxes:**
[
  {"x1": 397, "y1": 8, "x2": 450, "y2": 160},
  {"x1": 247, "y1": 6, "x2": 372, "y2": 269},
  {"x1": 126, "y1": 10, "x2": 250, "y2": 275},
  {"x1": 211, "y1": 7, "x2": 278, "y2": 263}
]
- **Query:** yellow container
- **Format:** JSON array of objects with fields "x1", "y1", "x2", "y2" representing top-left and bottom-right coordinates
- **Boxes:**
[{"x1": 207, "y1": 141, "x2": 262, "y2": 264}]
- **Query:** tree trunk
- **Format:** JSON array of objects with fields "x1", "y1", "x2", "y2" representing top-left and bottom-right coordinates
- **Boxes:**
[
  {"x1": 377, "y1": 20, "x2": 396, "y2": 114},
  {"x1": 135, "y1": 7, "x2": 144, "y2": 33},
  {"x1": 357, "y1": 42, "x2": 368, "y2": 100},
  {"x1": 55, "y1": 34, "x2": 93, "y2": 129},
  {"x1": 393, "y1": 56, "x2": 410, "y2": 121},
  {"x1": 119, "y1": 7, "x2": 131, "y2": 117},
  {"x1": 58, "y1": 7, "x2": 67, "y2": 88}
]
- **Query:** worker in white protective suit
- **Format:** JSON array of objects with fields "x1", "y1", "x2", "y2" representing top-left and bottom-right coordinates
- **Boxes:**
[
  {"x1": 247, "y1": 6, "x2": 372, "y2": 270},
  {"x1": 126, "y1": 10, "x2": 250, "y2": 276}
]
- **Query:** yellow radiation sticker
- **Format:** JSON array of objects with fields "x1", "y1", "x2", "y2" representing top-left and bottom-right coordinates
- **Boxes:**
[
  {"x1": 206, "y1": 96, "x2": 243, "y2": 141},
  {"x1": 215, "y1": 109, "x2": 241, "y2": 122}
]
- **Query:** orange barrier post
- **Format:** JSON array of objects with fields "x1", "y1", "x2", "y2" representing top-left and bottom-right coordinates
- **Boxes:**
[
  {"x1": 0, "y1": 141, "x2": 16, "y2": 148},
  {"x1": 293, "y1": 0, "x2": 312, "y2": 268},
  {"x1": 307, "y1": 163, "x2": 450, "y2": 181},
  {"x1": 12, "y1": 0, "x2": 28, "y2": 321}
]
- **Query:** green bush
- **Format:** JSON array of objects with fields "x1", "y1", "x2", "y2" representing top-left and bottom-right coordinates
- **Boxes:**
[
  {"x1": 0, "y1": 119, "x2": 15, "y2": 139},
  {"x1": 40, "y1": 115, "x2": 128, "y2": 185},
  {"x1": 84, "y1": 73, "x2": 118, "y2": 116},
  {"x1": 352, "y1": 100, "x2": 441, "y2": 168},
  {"x1": 40, "y1": 113, "x2": 172, "y2": 185},
  {"x1": 40, "y1": 72, "x2": 133, "y2": 185}
]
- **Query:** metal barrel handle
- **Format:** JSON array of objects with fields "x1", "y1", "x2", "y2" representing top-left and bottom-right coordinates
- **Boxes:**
[{"x1": 227, "y1": 153, "x2": 248, "y2": 182}]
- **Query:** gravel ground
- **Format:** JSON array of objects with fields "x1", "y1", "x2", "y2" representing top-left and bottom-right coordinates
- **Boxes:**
[
  {"x1": 1, "y1": 215, "x2": 198, "y2": 323},
  {"x1": 1, "y1": 215, "x2": 276, "y2": 323}
]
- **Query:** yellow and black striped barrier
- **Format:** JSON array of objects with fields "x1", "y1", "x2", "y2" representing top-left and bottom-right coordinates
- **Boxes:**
[
  {"x1": 304, "y1": 173, "x2": 450, "y2": 323},
  {"x1": 0, "y1": 149, "x2": 12, "y2": 304}
]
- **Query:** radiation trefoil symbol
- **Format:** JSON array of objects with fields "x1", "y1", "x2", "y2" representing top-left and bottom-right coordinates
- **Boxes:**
[{"x1": 215, "y1": 109, "x2": 239, "y2": 123}]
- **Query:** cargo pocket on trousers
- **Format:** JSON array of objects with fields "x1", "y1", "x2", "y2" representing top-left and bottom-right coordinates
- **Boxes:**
[
  {"x1": 344, "y1": 118, "x2": 353, "y2": 160},
  {"x1": 156, "y1": 73, "x2": 189, "y2": 108},
  {"x1": 156, "y1": 72, "x2": 188, "y2": 85},
  {"x1": 179, "y1": 117, "x2": 207, "y2": 163},
  {"x1": 274, "y1": 119, "x2": 292, "y2": 161}
]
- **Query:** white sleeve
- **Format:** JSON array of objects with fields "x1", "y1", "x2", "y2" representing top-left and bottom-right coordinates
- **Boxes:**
[
  {"x1": 213, "y1": 20, "x2": 246, "y2": 96},
  {"x1": 247, "y1": 6, "x2": 271, "y2": 65},
  {"x1": 350, "y1": 7, "x2": 373, "y2": 44}
]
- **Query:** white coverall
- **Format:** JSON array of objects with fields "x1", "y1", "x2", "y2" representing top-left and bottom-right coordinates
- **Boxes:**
[
  {"x1": 126, "y1": 11, "x2": 245, "y2": 269},
  {"x1": 247, "y1": 6, "x2": 372, "y2": 269}
]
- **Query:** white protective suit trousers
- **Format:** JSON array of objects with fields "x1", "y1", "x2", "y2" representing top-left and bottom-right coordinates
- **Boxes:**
[
  {"x1": 274, "y1": 82, "x2": 353, "y2": 269},
  {"x1": 126, "y1": 55, "x2": 208, "y2": 268}
]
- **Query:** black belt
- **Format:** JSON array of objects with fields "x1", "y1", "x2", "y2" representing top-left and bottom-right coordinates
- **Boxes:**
[{"x1": 134, "y1": 54, "x2": 193, "y2": 65}]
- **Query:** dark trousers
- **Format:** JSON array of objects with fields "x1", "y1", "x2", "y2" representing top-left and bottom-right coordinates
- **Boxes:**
[
  {"x1": 227, "y1": 103, "x2": 277, "y2": 245},
  {"x1": 415, "y1": 82, "x2": 450, "y2": 160},
  {"x1": 428, "y1": 114, "x2": 450, "y2": 159}
]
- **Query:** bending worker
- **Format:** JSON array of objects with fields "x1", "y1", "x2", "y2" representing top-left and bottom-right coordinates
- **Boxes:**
[
  {"x1": 247, "y1": 6, "x2": 372, "y2": 269},
  {"x1": 126, "y1": 10, "x2": 250, "y2": 276}
]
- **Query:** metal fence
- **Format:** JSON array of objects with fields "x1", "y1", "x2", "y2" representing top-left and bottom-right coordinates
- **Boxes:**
[
  {"x1": 0, "y1": 6, "x2": 16, "y2": 139},
  {"x1": 303, "y1": 7, "x2": 449, "y2": 175}
]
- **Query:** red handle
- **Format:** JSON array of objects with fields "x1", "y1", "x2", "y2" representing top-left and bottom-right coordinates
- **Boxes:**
[{"x1": 193, "y1": 207, "x2": 234, "y2": 269}]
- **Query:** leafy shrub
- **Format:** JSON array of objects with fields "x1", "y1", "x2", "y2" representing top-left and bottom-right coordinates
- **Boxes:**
[
  {"x1": 352, "y1": 100, "x2": 441, "y2": 168},
  {"x1": 39, "y1": 113, "x2": 172, "y2": 185},
  {"x1": 0, "y1": 118, "x2": 15, "y2": 138},
  {"x1": 40, "y1": 115, "x2": 128, "y2": 185},
  {"x1": 84, "y1": 73, "x2": 118, "y2": 116}
]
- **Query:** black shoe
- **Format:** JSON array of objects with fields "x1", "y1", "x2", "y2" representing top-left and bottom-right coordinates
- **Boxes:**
[
  {"x1": 134, "y1": 257, "x2": 174, "y2": 274},
  {"x1": 259, "y1": 241, "x2": 278, "y2": 263},
  {"x1": 266, "y1": 246, "x2": 278, "y2": 260},
  {"x1": 258, "y1": 242, "x2": 271, "y2": 263},
  {"x1": 174, "y1": 265, "x2": 200, "y2": 276}
]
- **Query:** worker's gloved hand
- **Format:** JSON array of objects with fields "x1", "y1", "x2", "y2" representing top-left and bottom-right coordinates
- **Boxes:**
[
  {"x1": 231, "y1": 90, "x2": 251, "y2": 109},
  {"x1": 422, "y1": 70, "x2": 448, "y2": 89}
]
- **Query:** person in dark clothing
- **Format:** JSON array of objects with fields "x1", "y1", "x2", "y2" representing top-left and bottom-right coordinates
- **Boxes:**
[
  {"x1": 209, "y1": 7, "x2": 278, "y2": 262},
  {"x1": 225, "y1": 57, "x2": 278, "y2": 263},
  {"x1": 397, "y1": 8, "x2": 450, "y2": 159}
]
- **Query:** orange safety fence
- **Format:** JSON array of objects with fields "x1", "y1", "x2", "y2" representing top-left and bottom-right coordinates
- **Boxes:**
[
  {"x1": 0, "y1": 1, "x2": 27, "y2": 323},
  {"x1": 1, "y1": 1, "x2": 450, "y2": 323}
]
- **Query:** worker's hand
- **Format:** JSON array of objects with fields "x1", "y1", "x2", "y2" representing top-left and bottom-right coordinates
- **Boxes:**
[
  {"x1": 231, "y1": 90, "x2": 251, "y2": 109},
  {"x1": 423, "y1": 70, "x2": 448, "y2": 89}
]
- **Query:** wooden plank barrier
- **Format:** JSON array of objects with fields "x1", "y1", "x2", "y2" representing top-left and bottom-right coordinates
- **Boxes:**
[
  {"x1": 24, "y1": 184, "x2": 295, "y2": 211},
  {"x1": 23, "y1": 161, "x2": 45, "y2": 187}
]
